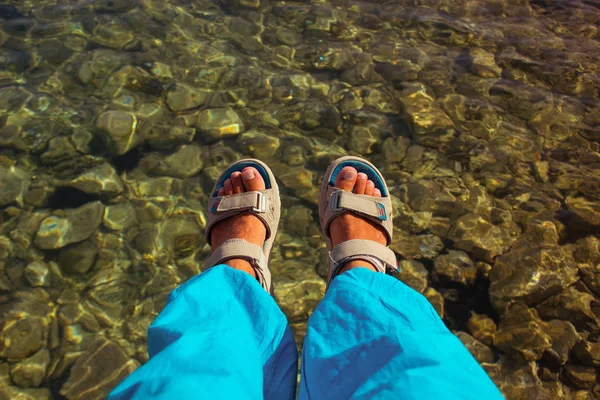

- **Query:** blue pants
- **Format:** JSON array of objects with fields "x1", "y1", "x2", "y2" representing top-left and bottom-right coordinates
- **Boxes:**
[{"x1": 109, "y1": 265, "x2": 503, "y2": 399}]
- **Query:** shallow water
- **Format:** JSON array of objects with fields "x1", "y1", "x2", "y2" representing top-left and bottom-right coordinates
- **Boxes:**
[{"x1": 0, "y1": 0, "x2": 599, "y2": 398}]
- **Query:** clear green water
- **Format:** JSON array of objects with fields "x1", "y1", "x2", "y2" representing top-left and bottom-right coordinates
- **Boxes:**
[{"x1": 0, "y1": 0, "x2": 599, "y2": 398}]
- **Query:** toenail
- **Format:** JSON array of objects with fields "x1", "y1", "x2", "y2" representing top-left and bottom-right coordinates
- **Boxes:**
[
  {"x1": 343, "y1": 169, "x2": 356, "y2": 180},
  {"x1": 357, "y1": 173, "x2": 367, "y2": 180},
  {"x1": 242, "y1": 169, "x2": 255, "y2": 180}
]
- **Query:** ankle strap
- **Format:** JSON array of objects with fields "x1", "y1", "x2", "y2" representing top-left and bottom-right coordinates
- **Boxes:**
[
  {"x1": 205, "y1": 239, "x2": 272, "y2": 292},
  {"x1": 328, "y1": 239, "x2": 398, "y2": 283}
]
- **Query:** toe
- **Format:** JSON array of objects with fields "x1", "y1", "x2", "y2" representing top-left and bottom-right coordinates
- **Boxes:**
[
  {"x1": 241, "y1": 167, "x2": 266, "y2": 191},
  {"x1": 334, "y1": 166, "x2": 358, "y2": 192},
  {"x1": 224, "y1": 178, "x2": 233, "y2": 195},
  {"x1": 354, "y1": 173, "x2": 367, "y2": 194},
  {"x1": 231, "y1": 171, "x2": 244, "y2": 194},
  {"x1": 365, "y1": 180, "x2": 375, "y2": 196},
  {"x1": 373, "y1": 188, "x2": 382, "y2": 197},
  {"x1": 217, "y1": 187, "x2": 225, "y2": 196}
]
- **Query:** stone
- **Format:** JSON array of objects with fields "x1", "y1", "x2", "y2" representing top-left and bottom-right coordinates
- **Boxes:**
[
  {"x1": 573, "y1": 341, "x2": 600, "y2": 367},
  {"x1": 147, "y1": 125, "x2": 196, "y2": 149},
  {"x1": 35, "y1": 202, "x2": 104, "y2": 250},
  {"x1": 166, "y1": 84, "x2": 212, "y2": 111},
  {"x1": 24, "y1": 261, "x2": 50, "y2": 288},
  {"x1": 490, "y1": 246, "x2": 579, "y2": 310},
  {"x1": 58, "y1": 241, "x2": 98, "y2": 275},
  {"x1": 398, "y1": 260, "x2": 429, "y2": 293},
  {"x1": 9, "y1": 349, "x2": 50, "y2": 388},
  {"x1": 563, "y1": 365, "x2": 597, "y2": 390},
  {"x1": 96, "y1": 110, "x2": 142, "y2": 155},
  {"x1": 103, "y1": 202, "x2": 138, "y2": 231},
  {"x1": 424, "y1": 287, "x2": 444, "y2": 318},
  {"x1": 60, "y1": 338, "x2": 138, "y2": 400},
  {"x1": 404, "y1": 180, "x2": 463, "y2": 218},
  {"x1": 396, "y1": 83, "x2": 455, "y2": 146},
  {"x1": 566, "y1": 197, "x2": 600, "y2": 227},
  {"x1": 527, "y1": 103, "x2": 578, "y2": 141},
  {"x1": 390, "y1": 231, "x2": 444, "y2": 260},
  {"x1": 433, "y1": 250, "x2": 477, "y2": 285},
  {"x1": 449, "y1": 214, "x2": 515, "y2": 262},
  {"x1": 236, "y1": 130, "x2": 280, "y2": 159},
  {"x1": 468, "y1": 313, "x2": 497, "y2": 346},
  {"x1": 544, "y1": 320, "x2": 580, "y2": 366},
  {"x1": 456, "y1": 332, "x2": 495, "y2": 363},
  {"x1": 493, "y1": 303, "x2": 551, "y2": 361},
  {"x1": 536, "y1": 286, "x2": 599, "y2": 331},
  {"x1": 150, "y1": 144, "x2": 204, "y2": 179},
  {"x1": 0, "y1": 316, "x2": 47, "y2": 359},
  {"x1": 0, "y1": 164, "x2": 30, "y2": 207},
  {"x1": 470, "y1": 48, "x2": 502, "y2": 78},
  {"x1": 65, "y1": 163, "x2": 124, "y2": 198},
  {"x1": 196, "y1": 108, "x2": 244, "y2": 142},
  {"x1": 485, "y1": 359, "x2": 547, "y2": 399},
  {"x1": 40, "y1": 137, "x2": 78, "y2": 166}
]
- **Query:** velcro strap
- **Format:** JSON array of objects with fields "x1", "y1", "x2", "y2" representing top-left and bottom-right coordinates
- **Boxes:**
[
  {"x1": 329, "y1": 190, "x2": 388, "y2": 221},
  {"x1": 205, "y1": 238, "x2": 265, "y2": 269},
  {"x1": 330, "y1": 239, "x2": 398, "y2": 272},
  {"x1": 204, "y1": 239, "x2": 270, "y2": 291},
  {"x1": 211, "y1": 191, "x2": 268, "y2": 213}
]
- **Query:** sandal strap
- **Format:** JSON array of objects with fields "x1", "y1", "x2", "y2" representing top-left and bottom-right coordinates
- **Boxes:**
[
  {"x1": 209, "y1": 191, "x2": 268, "y2": 213},
  {"x1": 205, "y1": 188, "x2": 278, "y2": 243},
  {"x1": 205, "y1": 239, "x2": 271, "y2": 292},
  {"x1": 328, "y1": 239, "x2": 398, "y2": 283},
  {"x1": 323, "y1": 187, "x2": 393, "y2": 244}
]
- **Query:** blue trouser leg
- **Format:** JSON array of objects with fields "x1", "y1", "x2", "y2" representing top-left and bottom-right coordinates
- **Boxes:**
[
  {"x1": 299, "y1": 268, "x2": 503, "y2": 400},
  {"x1": 108, "y1": 265, "x2": 298, "y2": 400}
]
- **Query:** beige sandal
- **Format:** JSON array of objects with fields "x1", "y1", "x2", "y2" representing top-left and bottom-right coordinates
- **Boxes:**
[
  {"x1": 204, "y1": 159, "x2": 280, "y2": 293},
  {"x1": 319, "y1": 156, "x2": 398, "y2": 283}
]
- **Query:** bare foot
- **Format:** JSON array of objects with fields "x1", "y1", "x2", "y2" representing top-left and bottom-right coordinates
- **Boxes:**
[
  {"x1": 329, "y1": 167, "x2": 387, "y2": 276},
  {"x1": 210, "y1": 167, "x2": 267, "y2": 278}
]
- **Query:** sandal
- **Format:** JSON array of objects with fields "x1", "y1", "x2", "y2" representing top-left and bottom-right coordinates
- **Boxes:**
[
  {"x1": 204, "y1": 159, "x2": 280, "y2": 293},
  {"x1": 319, "y1": 156, "x2": 398, "y2": 283}
]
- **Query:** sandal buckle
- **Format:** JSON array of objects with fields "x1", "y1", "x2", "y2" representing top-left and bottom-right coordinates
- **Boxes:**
[
  {"x1": 329, "y1": 190, "x2": 342, "y2": 211},
  {"x1": 252, "y1": 192, "x2": 268, "y2": 213}
]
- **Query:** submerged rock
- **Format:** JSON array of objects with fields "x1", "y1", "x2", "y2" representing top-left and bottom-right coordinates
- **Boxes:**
[
  {"x1": 563, "y1": 364, "x2": 597, "y2": 390},
  {"x1": 0, "y1": 163, "x2": 30, "y2": 207},
  {"x1": 398, "y1": 260, "x2": 429, "y2": 293},
  {"x1": 196, "y1": 108, "x2": 245, "y2": 142},
  {"x1": 470, "y1": 48, "x2": 502, "y2": 78},
  {"x1": 490, "y1": 246, "x2": 579, "y2": 310},
  {"x1": 60, "y1": 338, "x2": 138, "y2": 400},
  {"x1": 9, "y1": 348, "x2": 50, "y2": 388},
  {"x1": 468, "y1": 313, "x2": 497, "y2": 346},
  {"x1": 449, "y1": 214, "x2": 514, "y2": 262},
  {"x1": 566, "y1": 197, "x2": 600, "y2": 227},
  {"x1": 396, "y1": 83, "x2": 455, "y2": 146},
  {"x1": 0, "y1": 316, "x2": 47, "y2": 360},
  {"x1": 58, "y1": 241, "x2": 98, "y2": 275},
  {"x1": 96, "y1": 110, "x2": 142, "y2": 155},
  {"x1": 544, "y1": 320, "x2": 580, "y2": 366},
  {"x1": 166, "y1": 84, "x2": 211, "y2": 111},
  {"x1": 64, "y1": 163, "x2": 124, "y2": 198},
  {"x1": 433, "y1": 250, "x2": 477, "y2": 285},
  {"x1": 456, "y1": 332, "x2": 495, "y2": 363},
  {"x1": 35, "y1": 202, "x2": 104, "y2": 250},
  {"x1": 493, "y1": 303, "x2": 551, "y2": 361},
  {"x1": 149, "y1": 144, "x2": 204, "y2": 179},
  {"x1": 103, "y1": 202, "x2": 138, "y2": 231}
]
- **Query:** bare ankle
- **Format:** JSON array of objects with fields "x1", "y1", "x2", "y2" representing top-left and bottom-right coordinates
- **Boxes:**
[{"x1": 225, "y1": 259, "x2": 257, "y2": 279}]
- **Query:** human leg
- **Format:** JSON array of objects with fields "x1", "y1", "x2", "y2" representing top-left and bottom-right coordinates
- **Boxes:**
[
  {"x1": 298, "y1": 157, "x2": 502, "y2": 399},
  {"x1": 109, "y1": 161, "x2": 298, "y2": 399}
]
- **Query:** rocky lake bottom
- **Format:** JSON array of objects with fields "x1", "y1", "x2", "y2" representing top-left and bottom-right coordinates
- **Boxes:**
[{"x1": 0, "y1": 0, "x2": 599, "y2": 398}]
